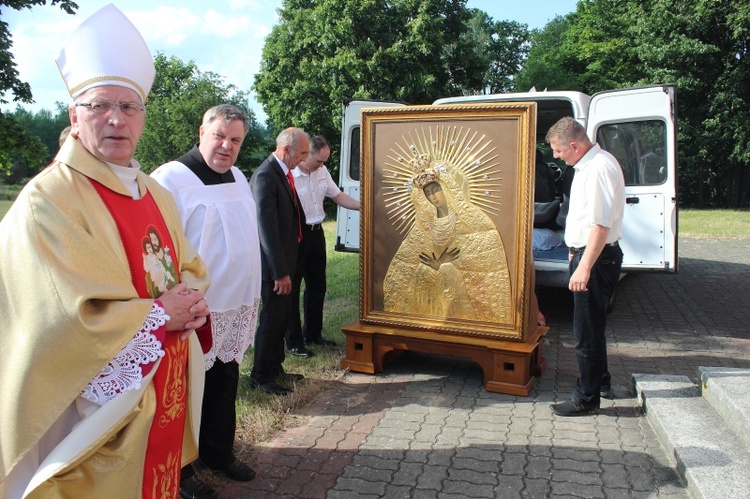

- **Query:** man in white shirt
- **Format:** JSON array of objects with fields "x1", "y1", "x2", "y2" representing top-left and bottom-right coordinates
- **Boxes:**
[
  {"x1": 546, "y1": 117, "x2": 625, "y2": 417},
  {"x1": 285, "y1": 135, "x2": 360, "y2": 356},
  {"x1": 152, "y1": 104, "x2": 262, "y2": 498}
]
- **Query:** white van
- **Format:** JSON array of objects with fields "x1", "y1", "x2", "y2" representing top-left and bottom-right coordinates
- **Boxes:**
[{"x1": 334, "y1": 85, "x2": 678, "y2": 302}]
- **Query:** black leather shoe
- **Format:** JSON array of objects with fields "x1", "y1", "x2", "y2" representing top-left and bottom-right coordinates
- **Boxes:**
[
  {"x1": 306, "y1": 337, "x2": 337, "y2": 347},
  {"x1": 212, "y1": 459, "x2": 256, "y2": 482},
  {"x1": 276, "y1": 372, "x2": 304, "y2": 383},
  {"x1": 180, "y1": 475, "x2": 218, "y2": 499},
  {"x1": 253, "y1": 381, "x2": 292, "y2": 395},
  {"x1": 288, "y1": 346, "x2": 314, "y2": 358},
  {"x1": 550, "y1": 399, "x2": 599, "y2": 417}
]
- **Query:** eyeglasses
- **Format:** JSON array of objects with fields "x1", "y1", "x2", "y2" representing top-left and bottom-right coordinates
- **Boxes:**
[{"x1": 75, "y1": 101, "x2": 145, "y2": 116}]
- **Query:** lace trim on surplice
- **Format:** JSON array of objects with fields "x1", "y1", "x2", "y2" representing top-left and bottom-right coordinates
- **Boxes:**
[
  {"x1": 80, "y1": 302, "x2": 170, "y2": 406},
  {"x1": 204, "y1": 300, "x2": 260, "y2": 370}
]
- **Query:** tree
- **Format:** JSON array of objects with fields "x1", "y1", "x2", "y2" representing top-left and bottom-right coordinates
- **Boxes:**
[
  {"x1": 0, "y1": 104, "x2": 68, "y2": 182},
  {"x1": 629, "y1": 0, "x2": 750, "y2": 208},
  {"x1": 253, "y1": 0, "x2": 488, "y2": 177},
  {"x1": 0, "y1": 112, "x2": 46, "y2": 183},
  {"x1": 517, "y1": 0, "x2": 750, "y2": 208},
  {"x1": 12, "y1": 103, "x2": 69, "y2": 153},
  {"x1": 0, "y1": 1, "x2": 78, "y2": 183},
  {"x1": 463, "y1": 10, "x2": 529, "y2": 94},
  {"x1": 1, "y1": 1, "x2": 78, "y2": 105},
  {"x1": 137, "y1": 53, "x2": 271, "y2": 176},
  {"x1": 513, "y1": 15, "x2": 585, "y2": 92}
]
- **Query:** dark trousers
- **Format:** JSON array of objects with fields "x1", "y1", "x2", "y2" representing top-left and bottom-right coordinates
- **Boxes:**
[
  {"x1": 570, "y1": 244, "x2": 623, "y2": 405},
  {"x1": 286, "y1": 224, "x2": 327, "y2": 348},
  {"x1": 181, "y1": 359, "x2": 239, "y2": 479},
  {"x1": 252, "y1": 279, "x2": 293, "y2": 384}
]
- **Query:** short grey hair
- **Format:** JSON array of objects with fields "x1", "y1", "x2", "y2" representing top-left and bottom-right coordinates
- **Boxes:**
[
  {"x1": 545, "y1": 116, "x2": 588, "y2": 144},
  {"x1": 276, "y1": 127, "x2": 309, "y2": 149},
  {"x1": 202, "y1": 104, "x2": 250, "y2": 135}
]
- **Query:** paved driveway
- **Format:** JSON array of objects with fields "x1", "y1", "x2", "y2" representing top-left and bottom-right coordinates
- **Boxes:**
[{"x1": 220, "y1": 237, "x2": 750, "y2": 498}]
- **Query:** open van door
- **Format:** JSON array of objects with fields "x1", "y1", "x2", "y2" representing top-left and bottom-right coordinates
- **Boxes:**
[
  {"x1": 335, "y1": 99, "x2": 406, "y2": 252},
  {"x1": 587, "y1": 84, "x2": 678, "y2": 273}
]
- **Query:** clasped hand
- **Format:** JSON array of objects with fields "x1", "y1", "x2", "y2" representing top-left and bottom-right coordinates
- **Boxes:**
[
  {"x1": 419, "y1": 247, "x2": 460, "y2": 271},
  {"x1": 158, "y1": 282, "x2": 210, "y2": 340}
]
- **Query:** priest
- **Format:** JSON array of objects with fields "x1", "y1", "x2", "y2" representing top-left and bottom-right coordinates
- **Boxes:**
[{"x1": 0, "y1": 5, "x2": 210, "y2": 498}]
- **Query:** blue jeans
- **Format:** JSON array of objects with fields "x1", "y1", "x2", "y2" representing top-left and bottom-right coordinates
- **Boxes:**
[{"x1": 570, "y1": 244, "x2": 623, "y2": 405}]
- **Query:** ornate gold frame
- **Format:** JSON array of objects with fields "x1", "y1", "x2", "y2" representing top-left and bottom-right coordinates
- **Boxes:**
[{"x1": 359, "y1": 102, "x2": 537, "y2": 341}]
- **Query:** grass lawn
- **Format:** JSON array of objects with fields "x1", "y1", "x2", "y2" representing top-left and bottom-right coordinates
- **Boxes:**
[
  {"x1": 0, "y1": 200, "x2": 11, "y2": 219},
  {"x1": 679, "y1": 208, "x2": 750, "y2": 238}
]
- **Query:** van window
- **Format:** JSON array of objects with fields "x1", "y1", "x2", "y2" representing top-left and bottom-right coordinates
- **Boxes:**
[
  {"x1": 349, "y1": 126, "x2": 361, "y2": 181},
  {"x1": 595, "y1": 120, "x2": 667, "y2": 186}
]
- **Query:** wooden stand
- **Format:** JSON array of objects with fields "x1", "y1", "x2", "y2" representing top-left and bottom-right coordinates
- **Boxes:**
[{"x1": 340, "y1": 321, "x2": 548, "y2": 396}]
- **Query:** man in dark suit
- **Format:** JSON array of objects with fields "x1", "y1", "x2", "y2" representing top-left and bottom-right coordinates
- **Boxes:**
[{"x1": 250, "y1": 127, "x2": 310, "y2": 395}]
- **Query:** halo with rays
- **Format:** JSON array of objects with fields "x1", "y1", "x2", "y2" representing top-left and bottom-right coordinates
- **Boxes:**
[{"x1": 381, "y1": 125, "x2": 503, "y2": 235}]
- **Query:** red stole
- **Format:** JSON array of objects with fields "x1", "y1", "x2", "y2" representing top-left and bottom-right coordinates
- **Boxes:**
[{"x1": 90, "y1": 180, "x2": 186, "y2": 499}]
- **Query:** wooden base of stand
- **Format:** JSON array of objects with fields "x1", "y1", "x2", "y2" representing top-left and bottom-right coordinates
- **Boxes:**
[{"x1": 340, "y1": 321, "x2": 548, "y2": 396}]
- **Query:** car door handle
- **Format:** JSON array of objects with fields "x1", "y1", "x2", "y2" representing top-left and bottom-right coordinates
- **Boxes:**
[{"x1": 626, "y1": 197, "x2": 639, "y2": 204}]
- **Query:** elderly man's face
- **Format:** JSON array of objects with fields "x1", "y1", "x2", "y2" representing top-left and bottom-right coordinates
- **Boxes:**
[
  {"x1": 285, "y1": 135, "x2": 310, "y2": 169},
  {"x1": 69, "y1": 85, "x2": 146, "y2": 167}
]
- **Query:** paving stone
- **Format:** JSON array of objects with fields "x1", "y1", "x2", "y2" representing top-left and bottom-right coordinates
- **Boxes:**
[
  {"x1": 415, "y1": 464, "x2": 448, "y2": 489},
  {"x1": 217, "y1": 237, "x2": 750, "y2": 498},
  {"x1": 522, "y1": 477, "x2": 552, "y2": 497},
  {"x1": 441, "y1": 479, "x2": 497, "y2": 497}
]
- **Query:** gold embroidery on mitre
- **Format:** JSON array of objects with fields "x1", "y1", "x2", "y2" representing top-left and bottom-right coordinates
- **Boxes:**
[
  {"x1": 159, "y1": 340, "x2": 187, "y2": 428},
  {"x1": 68, "y1": 75, "x2": 148, "y2": 102}
]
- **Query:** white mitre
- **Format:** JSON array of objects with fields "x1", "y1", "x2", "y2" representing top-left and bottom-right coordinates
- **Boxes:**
[{"x1": 55, "y1": 3, "x2": 155, "y2": 102}]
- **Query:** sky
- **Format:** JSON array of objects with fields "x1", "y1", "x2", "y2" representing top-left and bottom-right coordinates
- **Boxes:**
[{"x1": 2, "y1": 0, "x2": 579, "y2": 121}]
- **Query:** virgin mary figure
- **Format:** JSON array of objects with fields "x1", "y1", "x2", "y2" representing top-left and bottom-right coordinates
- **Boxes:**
[{"x1": 383, "y1": 157, "x2": 512, "y2": 323}]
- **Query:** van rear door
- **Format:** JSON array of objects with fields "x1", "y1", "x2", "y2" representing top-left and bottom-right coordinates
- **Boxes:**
[
  {"x1": 587, "y1": 85, "x2": 678, "y2": 272},
  {"x1": 335, "y1": 99, "x2": 406, "y2": 251}
]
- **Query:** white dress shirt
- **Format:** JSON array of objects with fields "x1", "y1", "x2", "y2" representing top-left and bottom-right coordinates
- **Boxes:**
[
  {"x1": 292, "y1": 165, "x2": 341, "y2": 225},
  {"x1": 564, "y1": 144, "x2": 625, "y2": 248}
]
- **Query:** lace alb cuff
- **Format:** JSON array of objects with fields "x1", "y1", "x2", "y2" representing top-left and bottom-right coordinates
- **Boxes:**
[{"x1": 80, "y1": 301, "x2": 170, "y2": 406}]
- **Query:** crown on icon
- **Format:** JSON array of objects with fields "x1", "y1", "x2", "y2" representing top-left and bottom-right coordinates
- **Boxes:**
[{"x1": 409, "y1": 153, "x2": 440, "y2": 188}]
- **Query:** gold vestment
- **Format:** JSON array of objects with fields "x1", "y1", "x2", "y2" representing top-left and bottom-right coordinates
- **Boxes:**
[{"x1": 0, "y1": 137, "x2": 209, "y2": 497}]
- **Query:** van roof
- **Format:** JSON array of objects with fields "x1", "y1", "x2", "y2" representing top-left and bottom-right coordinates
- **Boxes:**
[
  {"x1": 433, "y1": 90, "x2": 591, "y2": 122},
  {"x1": 433, "y1": 90, "x2": 591, "y2": 134}
]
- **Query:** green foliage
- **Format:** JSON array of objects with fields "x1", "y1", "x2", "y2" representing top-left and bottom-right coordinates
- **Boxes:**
[
  {"x1": 137, "y1": 53, "x2": 271, "y2": 177},
  {"x1": 0, "y1": 110, "x2": 47, "y2": 183},
  {"x1": 464, "y1": 10, "x2": 530, "y2": 94},
  {"x1": 0, "y1": 104, "x2": 68, "y2": 182},
  {"x1": 513, "y1": 16, "x2": 585, "y2": 92},
  {"x1": 518, "y1": 0, "x2": 750, "y2": 208},
  {"x1": 0, "y1": 1, "x2": 78, "y2": 105},
  {"x1": 0, "y1": 2, "x2": 78, "y2": 183},
  {"x1": 253, "y1": 0, "x2": 490, "y2": 177},
  {"x1": 620, "y1": 0, "x2": 750, "y2": 207},
  {"x1": 11, "y1": 103, "x2": 69, "y2": 156}
]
